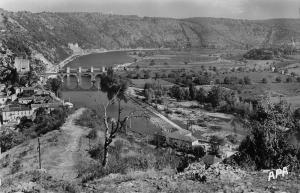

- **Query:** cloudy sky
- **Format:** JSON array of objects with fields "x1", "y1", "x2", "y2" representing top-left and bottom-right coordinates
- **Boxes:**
[{"x1": 0, "y1": 0, "x2": 300, "y2": 19}]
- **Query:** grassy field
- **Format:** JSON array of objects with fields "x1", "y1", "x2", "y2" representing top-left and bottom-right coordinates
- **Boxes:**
[
  {"x1": 130, "y1": 49, "x2": 245, "y2": 73},
  {"x1": 214, "y1": 71, "x2": 292, "y2": 83},
  {"x1": 225, "y1": 82, "x2": 300, "y2": 109}
]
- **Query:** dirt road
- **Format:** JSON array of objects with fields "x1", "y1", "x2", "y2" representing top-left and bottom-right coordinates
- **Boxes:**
[{"x1": 45, "y1": 108, "x2": 87, "y2": 181}]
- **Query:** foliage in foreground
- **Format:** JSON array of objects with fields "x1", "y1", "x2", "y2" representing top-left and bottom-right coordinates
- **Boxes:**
[
  {"x1": 0, "y1": 106, "x2": 69, "y2": 153},
  {"x1": 225, "y1": 100, "x2": 300, "y2": 171},
  {"x1": 77, "y1": 139, "x2": 184, "y2": 183}
]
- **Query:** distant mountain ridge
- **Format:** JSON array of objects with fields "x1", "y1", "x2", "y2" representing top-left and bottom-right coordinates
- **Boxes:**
[{"x1": 0, "y1": 8, "x2": 300, "y2": 63}]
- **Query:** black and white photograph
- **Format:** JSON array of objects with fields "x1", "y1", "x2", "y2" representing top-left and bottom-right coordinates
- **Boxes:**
[{"x1": 0, "y1": 0, "x2": 300, "y2": 192}]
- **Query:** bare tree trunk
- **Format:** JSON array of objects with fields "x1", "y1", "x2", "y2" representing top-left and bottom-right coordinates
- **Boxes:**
[
  {"x1": 102, "y1": 123, "x2": 110, "y2": 167},
  {"x1": 100, "y1": 90, "x2": 146, "y2": 168},
  {"x1": 102, "y1": 140, "x2": 109, "y2": 167}
]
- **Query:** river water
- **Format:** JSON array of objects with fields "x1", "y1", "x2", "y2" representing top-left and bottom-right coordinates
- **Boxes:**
[{"x1": 61, "y1": 75, "x2": 161, "y2": 136}]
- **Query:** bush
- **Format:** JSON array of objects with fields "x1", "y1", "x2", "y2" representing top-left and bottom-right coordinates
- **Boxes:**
[
  {"x1": 11, "y1": 160, "x2": 21, "y2": 174},
  {"x1": 164, "y1": 108, "x2": 173, "y2": 114},
  {"x1": 261, "y1": 78, "x2": 268, "y2": 84},
  {"x1": 275, "y1": 76, "x2": 282, "y2": 83},
  {"x1": 226, "y1": 135, "x2": 238, "y2": 144},
  {"x1": 75, "y1": 109, "x2": 100, "y2": 129},
  {"x1": 235, "y1": 101, "x2": 300, "y2": 171},
  {"x1": 243, "y1": 76, "x2": 251, "y2": 85},
  {"x1": 286, "y1": 77, "x2": 293, "y2": 83}
]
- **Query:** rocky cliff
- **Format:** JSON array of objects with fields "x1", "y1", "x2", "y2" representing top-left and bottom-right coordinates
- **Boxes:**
[{"x1": 0, "y1": 8, "x2": 300, "y2": 64}]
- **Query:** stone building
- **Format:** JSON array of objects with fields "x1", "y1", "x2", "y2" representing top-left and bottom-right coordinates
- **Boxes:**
[
  {"x1": 14, "y1": 58, "x2": 30, "y2": 73},
  {"x1": 1, "y1": 105, "x2": 34, "y2": 124}
]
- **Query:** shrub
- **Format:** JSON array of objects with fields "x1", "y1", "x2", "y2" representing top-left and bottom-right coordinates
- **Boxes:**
[
  {"x1": 87, "y1": 128, "x2": 97, "y2": 140},
  {"x1": 235, "y1": 101, "x2": 300, "y2": 171},
  {"x1": 286, "y1": 77, "x2": 293, "y2": 83},
  {"x1": 226, "y1": 135, "x2": 238, "y2": 144},
  {"x1": 75, "y1": 109, "x2": 100, "y2": 129},
  {"x1": 164, "y1": 108, "x2": 173, "y2": 114},
  {"x1": 243, "y1": 76, "x2": 251, "y2": 85},
  {"x1": 11, "y1": 160, "x2": 21, "y2": 174},
  {"x1": 261, "y1": 78, "x2": 268, "y2": 84},
  {"x1": 149, "y1": 59, "x2": 155, "y2": 66},
  {"x1": 275, "y1": 76, "x2": 282, "y2": 83}
]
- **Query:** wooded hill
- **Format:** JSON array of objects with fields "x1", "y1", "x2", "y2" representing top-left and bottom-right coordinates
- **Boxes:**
[{"x1": 0, "y1": 8, "x2": 300, "y2": 63}]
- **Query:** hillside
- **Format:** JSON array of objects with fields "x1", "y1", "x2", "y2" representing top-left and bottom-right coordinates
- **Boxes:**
[
  {"x1": 1, "y1": 108, "x2": 300, "y2": 193},
  {"x1": 0, "y1": 8, "x2": 300, "y2": 64}
]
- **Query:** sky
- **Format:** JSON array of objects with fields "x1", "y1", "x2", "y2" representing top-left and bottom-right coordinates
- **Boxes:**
[{"x1": 0, "y1": 0, "x2": 300, "y2": 19}]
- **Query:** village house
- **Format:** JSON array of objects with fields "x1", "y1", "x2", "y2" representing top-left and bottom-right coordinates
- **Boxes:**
[
  {"x1": 166, "y1": 131, "x2": 195, "y2": 150},
  {"x1": 18, "y1": 96, "x2": 34, "y2": 104},
  {"x1": 0, "y1": 84, "x2": 5, "y2": 92},
  {"x1": 1, "y1": 105, "x2": 34, "y2": 124},
  {"x1": 153, "y1": 128, "x2": 214, "y2": 153},
  {"x1": 19, "y1": 85, "x2": 44, "y2": 98},
  {"x1": 14, "y1": 57, "x2": 30, "y2": 73},
  {"x1": 165, "y1": 131, "x2": 210, "y2": 151}
]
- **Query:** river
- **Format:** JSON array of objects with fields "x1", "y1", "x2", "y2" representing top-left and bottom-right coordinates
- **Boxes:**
[
  {"x1": 61, "y1": 76, "x2": 161, "y2": 136},
  {"x1": 65, "y1": 51, "x2": 134, "y2": 68}
]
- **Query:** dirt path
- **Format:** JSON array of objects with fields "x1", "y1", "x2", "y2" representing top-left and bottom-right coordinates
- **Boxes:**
[{"x1": 46, "y1": 108, "x2": 87, "y2": 181}]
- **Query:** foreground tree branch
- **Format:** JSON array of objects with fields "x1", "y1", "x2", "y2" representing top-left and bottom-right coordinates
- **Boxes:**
[{"x1": 99, "y1": 70, "x2": 149, "y2": 167}]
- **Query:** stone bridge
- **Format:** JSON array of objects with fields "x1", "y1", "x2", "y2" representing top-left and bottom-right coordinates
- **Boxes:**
[{"x1": 39, "y1": 66, "x2": 106, "y2": 87}]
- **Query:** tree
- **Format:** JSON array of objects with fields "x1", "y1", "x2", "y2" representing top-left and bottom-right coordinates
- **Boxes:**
[
  {"x1": 243, "y1": 76, "x2": 251, "y2": 85},
  {"x1": 100, "y1": 70, "x2": 147, "y2": 167},
  {"x1": 275, "y1": 76, "x2": 282, "y2": 83},
  {"x1": 20, "y1": 70, "x2": 39, "y2": 87},
  {"x1": 291, "y1": 72, "x2": 297, "y2": 77},
  {"x1": 215, "y1": 79, "x2": 221, "y2": 84},
  {"x1": 144, "y1": 71, "x2": 151, "y2": 79},
  {"x1": 154, "y1": 72, "x2": 160, "y2": 80},
  {"x1": 0, "y1": 53, "x2": 19, "y2": 85},
  {"x1": 45, "y1": 78, "x2": 62, "y2": 96},
  {"x1": 196, "y1": 87, "x2": 207, "y2": 104},
  {"x1": 207, "y1": 86, "x2": 225, "y2": 108},
  {"x1": 294, "y1": 108, "x2": 300, "y2": 120},
  {"x1": 169, "y1": 85, "x2": 185, "y2": 101},
  {"x1": 144, "y1": 88, "x2": 155, "y2": 102},
  {"x1": 208, "y1": 136, "x2": 223, "y2": 156},
  {"x1": 262, "y1": 78, "x2": 268, "y2": 84},
  {"x1": 194, "y1": 75, "x2": 210, "y2": 85},
  {"x1": 149, "y1": 59, "x2": 155, "y2": 66},
  {"x1": 188, "y1": 84, "x2": 196, "y2": 100},
  {"x1": 286, "y1": 77, "x2": 293, "y2": 83},
  {"x1": 237, "y1": 100, "x2": 299, "y2": 170},
  {"x1": 0, "y1": 131, "x2": 23, "y2": 153}
]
